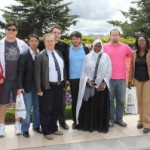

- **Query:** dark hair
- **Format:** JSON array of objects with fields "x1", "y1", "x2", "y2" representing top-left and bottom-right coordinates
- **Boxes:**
[
  {"x1": 70, "y1": 31, "x2": 82, "y2": 38},
  {"x1": 28, "y1": 34, "x2": 39, "y2": 41},
  {"x1": 50, "y1": 25, "x2": 63, "y2": 33},
  {"x1": 5, "y1": 22, "x2": 18, "y2": 30},
  {"x1": 135, "y1": 36, "x2": 149, "y2": 53},
  {"x1": 110, "y1": 28, "x2": 121, "y2": 36}
]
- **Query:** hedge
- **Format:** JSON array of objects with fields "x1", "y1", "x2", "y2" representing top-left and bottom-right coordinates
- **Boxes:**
[
  {"x1": 6, "y1": 103, "x2": 72, "y2": 124},
  {"x1": 62, "y1": 36, "x2": 136, "y2": 46}
]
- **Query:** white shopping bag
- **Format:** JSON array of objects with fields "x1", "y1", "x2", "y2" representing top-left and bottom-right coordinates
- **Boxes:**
[
  {"x1": 15, "y1": 94, "x2": 26, "y2": 119},
  {"x1": 125, "y1": 87, "x2": 138, "y2": 114}
]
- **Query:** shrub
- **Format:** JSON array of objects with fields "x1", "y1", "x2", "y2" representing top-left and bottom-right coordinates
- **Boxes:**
[
  {"x1": 6, "y1": 108, "x2": 15, "y2": 124},
  {"x1": 6, "y1": 103, "x2": 72, "y2": 124}
]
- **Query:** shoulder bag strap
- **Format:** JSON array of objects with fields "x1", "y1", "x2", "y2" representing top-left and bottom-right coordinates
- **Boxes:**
[{"x1": 93, "y1": 53, "x2": 102, "y2": 81}]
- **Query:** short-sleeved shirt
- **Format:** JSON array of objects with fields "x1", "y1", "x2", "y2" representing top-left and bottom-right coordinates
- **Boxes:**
[
  {"x1": 103, "y1": 42, "x2": 132, "y2": 79},
  {"x1": 5, "y1": 40, "x2": 20, "y2": 80}
]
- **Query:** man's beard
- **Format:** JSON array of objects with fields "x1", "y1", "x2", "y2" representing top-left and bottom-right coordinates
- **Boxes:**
[{"x1": 73, "y1": 43, "x2": 80, "y2": 47}]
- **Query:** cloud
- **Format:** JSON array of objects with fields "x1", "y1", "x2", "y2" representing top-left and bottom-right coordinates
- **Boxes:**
[
  {"x1": 68, "y1": 19, "x2": 113, "y2": 35},
  {"x1": 0, "y1": 0, "x2": 134, "y2": 35},
  {"x1": 65, "y1": 0, "x2": 132, "y2": 19},
  {"x1": 64, "y1": 0, "x2": 133, "y2": 35}
]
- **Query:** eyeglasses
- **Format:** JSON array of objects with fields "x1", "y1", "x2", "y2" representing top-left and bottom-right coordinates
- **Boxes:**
[{"x1": 6, "y1": 28, "x2": 17, "y2": 32}]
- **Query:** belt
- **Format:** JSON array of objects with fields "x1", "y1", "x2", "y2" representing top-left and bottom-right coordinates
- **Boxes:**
[{"x1": 50, "y1": 81, "x2": 64, "y2": 86}]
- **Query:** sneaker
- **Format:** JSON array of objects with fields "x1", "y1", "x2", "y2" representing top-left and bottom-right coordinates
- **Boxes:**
[
  {"x1": 109, "y1": 121, "x2": 114, "y2": 127},
  {"x1": 0, "y1": 124, "x2": 5, "y2": 137},
  {"x1": 15, "y1": 122, "x2": 21, "y2": 135},
  {"x1": 137, "y1": 123, "x2": 143, "y2": 129},
  {"x1": 72, "y1": 122, "x2": 77, "y2": 129},
  {"x1": 115, "y1": 120, "x2": 127, "y2": 127}
]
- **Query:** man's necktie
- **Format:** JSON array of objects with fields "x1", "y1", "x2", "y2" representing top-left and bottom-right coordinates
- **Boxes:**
[{"x1": 52, "y1": 52, "x2": 61, "y2": 82}]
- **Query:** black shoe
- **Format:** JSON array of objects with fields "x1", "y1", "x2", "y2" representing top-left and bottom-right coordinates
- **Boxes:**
[
  {"x1": 137, "y1": 123, "x2": 143, "y2": 129},
  {"x1": 143, "y1": 128, "x2": 150, "y2": 134},
  {"x1": 59, "y1": 122, "x2": 69, "y2": 130},
  {"x1": 22, "y1": 131, "x2": 30, "y2": 138},
  {"x1": 72, "y1": 122, "x2": 77, "y2": 129},
  {"x1": 115, "y1": 120, "x2": 127, "y2": 127},
  {"x1": 33, "y1": 127, "x2": 42, "y2": 134}
]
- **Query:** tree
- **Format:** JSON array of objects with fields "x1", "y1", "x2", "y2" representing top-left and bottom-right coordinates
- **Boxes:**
[
  {"x1": 0, "y1": 0, "x2": 78, "y2": 39},
  {"x1": 107, "y1": 0, "x2": 150, "y2": 38}
]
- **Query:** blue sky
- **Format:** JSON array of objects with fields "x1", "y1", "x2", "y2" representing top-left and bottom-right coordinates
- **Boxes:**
[{"x1": 0, "y1": 0, "x2": 134, "y2": 35}]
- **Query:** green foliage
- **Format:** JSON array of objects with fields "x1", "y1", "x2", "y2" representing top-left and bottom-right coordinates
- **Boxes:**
[
  {"x1": 0, "y1": 0, "x2": 78, "y2": 39},
  {"x1": 82, "y1": 36, "x2": 95, "y2": 44},
  {"x1": 101, "y1": 37, "x2": 110, "y2": 43},
  {"x1": 108, "y1": 0, "x2": 150, "y2": 38},
  {"x1": 65, "y1": 104, "x2": 72, "y2": 119},
  {"x1": 5, "y1": 108, "x2": 15, "y2": 124},
  {"x1": 62, "y1": 36, "x2": 136, "y2": 46},
  {"x1": 6, "y1": 103, "x2": 72, "y2": 124}
]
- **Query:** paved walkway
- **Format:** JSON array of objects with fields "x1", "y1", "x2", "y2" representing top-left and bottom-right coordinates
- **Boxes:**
[{"x1": 0, "y1": 115, "x2": 150, "y2": 150}]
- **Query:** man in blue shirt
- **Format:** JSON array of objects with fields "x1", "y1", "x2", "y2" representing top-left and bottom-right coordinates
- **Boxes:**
[{"x1": 66, "y1": 31, "x2": 89, "y2": 129}]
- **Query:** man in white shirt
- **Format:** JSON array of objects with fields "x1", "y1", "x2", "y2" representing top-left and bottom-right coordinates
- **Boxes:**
[{"x1": 35, "y1": 33, "x2": 65, "y2": 140}]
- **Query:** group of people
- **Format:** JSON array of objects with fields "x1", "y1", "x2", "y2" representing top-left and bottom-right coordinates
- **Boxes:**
[{"x1": 0, "y1": 22, "x2": 150, "y2": 141}]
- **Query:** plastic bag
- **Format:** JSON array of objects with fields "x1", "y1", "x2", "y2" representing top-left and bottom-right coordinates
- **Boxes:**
[
  {"x1": 15, "y1": 94, "x2": 26, "y2": 119},
  {"x1": 125, "y1": 87, "x2": 138, "y2": 114}
]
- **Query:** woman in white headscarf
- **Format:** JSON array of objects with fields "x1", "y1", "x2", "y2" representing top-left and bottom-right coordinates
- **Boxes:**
[{"x1": 76, "y1": 39, "x2": 112, "y2": 133}]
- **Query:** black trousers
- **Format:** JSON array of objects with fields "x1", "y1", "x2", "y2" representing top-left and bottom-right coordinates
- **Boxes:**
[
  {"x1": 70, "y1": 79, "x2": 80, "y2": 123},
  {"x1": 39, "y1": 83, "x2": 63, "y2": 136},
  {"x1": 58, "y1": 90, "x2": 66, "y2": 124}
]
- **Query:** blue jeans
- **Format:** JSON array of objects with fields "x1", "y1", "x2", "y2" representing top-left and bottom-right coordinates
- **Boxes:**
[
  {"x1": 21, "y1": 89, "x2": 40, "y2": 132},
  {"x1": 109, "y1": 79, "x2": 126, "y2": 122}
]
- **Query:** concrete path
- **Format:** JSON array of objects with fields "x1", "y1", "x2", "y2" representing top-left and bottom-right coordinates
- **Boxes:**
[{"x1": 0, "y1": 115, "x2": 149, "y2": 150}]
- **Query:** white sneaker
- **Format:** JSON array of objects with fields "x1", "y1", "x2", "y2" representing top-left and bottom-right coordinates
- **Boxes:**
[
  {"x1": 0, "y1": 124, "x2": 5, "y2": 137},
  {"x1": 15, "y1": 122, "x2": 21, "y2": 135}
]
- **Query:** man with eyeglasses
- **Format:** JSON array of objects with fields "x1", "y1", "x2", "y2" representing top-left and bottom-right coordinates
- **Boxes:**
[
  {"x1": 103, "y1": 29, "x2": 133, "y2": 128},
  {"x1": 0, "y1": 22, "x2": 28, "y2": 137}
]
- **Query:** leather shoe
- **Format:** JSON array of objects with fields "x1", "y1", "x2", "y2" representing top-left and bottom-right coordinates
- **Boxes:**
[
  {"x1": 59, "y1": 122, "x2": 69, "y2": 130},
  {"x1": 22, "y1": 131, "x2": 30, "y2": 138},
  {"x1": 72, "y1": 122, "x2": 78, "y2": 129},
  {"x1": 44, "y1": 134, "x2": 54, "y2": 140},
  {"x1": 33, "y1": 127, "x2": 42, "y2": 134},
  {"x1": 137, "y1": 123, "x2": 143, "y2": 129},
  {"x1": 54, "y1": 131, "x2": 63, "y2": 135},
  {"x1": 143, "y1": 128, "x2": 150, "y2": 134},
  {"x1": 115, "y1": 120, "x2": 127, "y2": 127}
]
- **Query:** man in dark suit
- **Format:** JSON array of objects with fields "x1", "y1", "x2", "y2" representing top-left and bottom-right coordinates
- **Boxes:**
[
  {"x1": 17, "y1": 34, "x2": 42, "y2": 138},
  {"x1": 35, "y1": 33, "x2": 65, "y2": 140},
  {"x1": 51, "y1": 25, "x2": 69, "y2": 130},
  {"x1": 38, "y1": 25, "x2": 69, "y2": 130}
]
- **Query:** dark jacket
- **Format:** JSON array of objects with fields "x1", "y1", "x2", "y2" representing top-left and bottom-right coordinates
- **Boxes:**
[
  {"x1": 17, "y1": 50, "x2": 36, "y2": 92},
  {"x1": 66, "y1": 45, "x2": 89, "y2": 80},
  {"x1": 35, "y1": 49, "x2": 66, "y2": 92}
]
